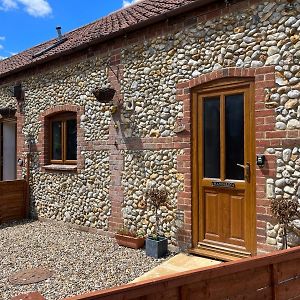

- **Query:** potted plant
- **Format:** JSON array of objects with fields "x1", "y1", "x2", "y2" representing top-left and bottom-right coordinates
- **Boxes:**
[
  {"x1": 270, "y1": 198, "x2": 298, "y2": 249},
  {"x1": 115, "y1": 226, "x2": 145, "y2": 249},
  {"x1": 145, "y1": 187, "x2": 169, "y2": 258}
]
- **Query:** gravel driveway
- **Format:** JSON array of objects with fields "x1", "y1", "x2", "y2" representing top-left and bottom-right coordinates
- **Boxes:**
[{"x1": 0, "y1": 220, "x2": 165, "y2": 300}]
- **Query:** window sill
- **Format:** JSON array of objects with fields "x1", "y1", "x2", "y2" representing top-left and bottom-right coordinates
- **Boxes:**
[{"x1": 43, "y1": 164, "x2": 77, "y2": 172}]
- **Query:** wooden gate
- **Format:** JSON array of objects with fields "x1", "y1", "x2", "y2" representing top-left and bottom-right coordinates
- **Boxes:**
[{"x1": 0, "y1": 180, "x2": 27, "y2": 223}]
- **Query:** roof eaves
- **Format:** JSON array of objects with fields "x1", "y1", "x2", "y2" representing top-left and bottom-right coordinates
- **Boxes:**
[{"x1": 0, "y1": 0, "x2": 215, "y2": 81}]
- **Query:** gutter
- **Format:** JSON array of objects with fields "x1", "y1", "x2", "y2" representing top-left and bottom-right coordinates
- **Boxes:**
[{"x1": 0, "y1": 0, "x2": 218, "y2": 80}]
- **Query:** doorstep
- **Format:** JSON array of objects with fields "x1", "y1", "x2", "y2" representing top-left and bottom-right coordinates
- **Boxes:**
[
  {"x1": 132, "y1": 253, "x2": 221, "y2": 283},
  {"x1": 189, "y1": 247, "x2": 246, "y2": 262}
]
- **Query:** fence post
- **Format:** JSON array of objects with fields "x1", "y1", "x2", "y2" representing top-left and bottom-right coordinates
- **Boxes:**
[{"x1": 25, "y1": 153, "x2": 31, "y2": 218}]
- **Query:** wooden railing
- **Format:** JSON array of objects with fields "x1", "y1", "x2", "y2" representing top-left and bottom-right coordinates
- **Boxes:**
[
  {"x1": 64, "y1": 246, "x2": 300, "y2": 300},
  {"x1": 0, "y1": 180, "x2": 27, "y2": 223}
]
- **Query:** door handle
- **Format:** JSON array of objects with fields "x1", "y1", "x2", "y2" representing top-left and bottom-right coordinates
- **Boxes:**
[
  {"x1": 237, "y1": 163, "x2": 250, "y2": 183},
  {"x1": 236, "y1": 163, "x2": 245, "y2": 169}
]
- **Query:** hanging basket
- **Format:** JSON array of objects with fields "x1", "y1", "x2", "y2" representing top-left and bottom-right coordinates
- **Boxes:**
[
  {"x1": 0, "y1": 107, "x2": 17, "y2": 118},
  {"x1": 93, "y1": 87, "x2": 116, "y2": 103}
]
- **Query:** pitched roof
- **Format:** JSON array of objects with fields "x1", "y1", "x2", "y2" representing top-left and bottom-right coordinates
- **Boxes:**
[{"x1": 0, "y1": 0, "x2": 208, "y2": 79}]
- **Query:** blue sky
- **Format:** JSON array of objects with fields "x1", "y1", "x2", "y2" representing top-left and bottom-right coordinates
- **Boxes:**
[{"x1": 0, "y1": 0, "x2": 141, "y2": 60}]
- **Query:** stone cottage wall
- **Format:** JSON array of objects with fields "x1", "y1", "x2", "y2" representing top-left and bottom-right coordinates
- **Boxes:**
[{"x1": 0, "y1": 0, "x2": 300, "y2": 251}]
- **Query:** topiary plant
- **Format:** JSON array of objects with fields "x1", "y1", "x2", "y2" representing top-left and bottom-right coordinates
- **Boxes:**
[
  {"x1": 270, "y1": 198, "x2": 298, "y2": 249},
  {"x1": 145, "y1": 187, "x2": 168, "y2": 240}
]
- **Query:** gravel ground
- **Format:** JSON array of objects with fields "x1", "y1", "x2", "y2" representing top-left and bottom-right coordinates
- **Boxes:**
[{"x1": 0, "y1": 220, "x2": 166, "y2": 300}]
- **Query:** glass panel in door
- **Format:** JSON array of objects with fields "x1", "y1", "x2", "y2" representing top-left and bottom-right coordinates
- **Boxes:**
[
  {"x1": 225, "y1": 94, "x2": 244, "y2": 180},
  {"x1": 203, "y1": 97, "x2": 220, "y2": 179}
]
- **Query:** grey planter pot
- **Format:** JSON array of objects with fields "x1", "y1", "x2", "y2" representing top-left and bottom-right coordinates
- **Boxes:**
[{"x1": 145, "y1": 236, "x2": 168, "y2": 258}]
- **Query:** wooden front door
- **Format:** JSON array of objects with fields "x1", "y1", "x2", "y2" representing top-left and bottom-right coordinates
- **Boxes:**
[{"x1": 192, "y1": 79, "x2": 256, "y2": 259}]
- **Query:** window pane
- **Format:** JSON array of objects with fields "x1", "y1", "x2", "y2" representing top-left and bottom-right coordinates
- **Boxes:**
[
  {"x1": 225, "y1": 94, "x2": 244, "y2": 180},
  {"x1": 52, "y1": 121, "x2": 62, "y2": 160},
  {"x1": 66, "y1": 119, "x2": 77, "y2": 161},
  {"x1": 203, "y1": 97, "x2": 220, "y2": 178}
]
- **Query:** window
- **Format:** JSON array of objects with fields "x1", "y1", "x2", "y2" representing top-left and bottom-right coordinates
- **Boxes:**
[{"x1": 50, "y1": 112, "x2": 77, "y2": 164}]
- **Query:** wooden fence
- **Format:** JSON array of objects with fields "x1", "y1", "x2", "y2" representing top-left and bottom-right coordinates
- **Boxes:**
[
  {"x1": 0, "y1": 180, "x2": 27, "y2": 223},
  {"x1": 64, "y1": 246, "x2": 300, "y2": 300}
]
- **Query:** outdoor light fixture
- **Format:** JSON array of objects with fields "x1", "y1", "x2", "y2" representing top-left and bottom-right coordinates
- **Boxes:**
[
  {"x1": 11, "y1": 84, "x2": 25, "y2": 114},
  {"x1": 13, "y1": 84, "x2": 24, "y2": 102},
  {"x1": 123, "y1": 99, "x2": 135, "y2": 111},
  {"x1": 256, "y1": 155, "x2": 266, "y2": 167},
  {"x1": 17, "y1": 158, "x2": 24, "y2": 167}
]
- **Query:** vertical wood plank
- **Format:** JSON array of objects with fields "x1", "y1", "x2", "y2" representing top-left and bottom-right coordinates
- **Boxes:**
[
  {"x1": 220, "y1": 93, "x2": 225, "y2": 181},
  {"x1": 271, "y1": 264, "x2": 279, "y2": 300},
  {"x1": 191, "y1": 91, "x2": 199, "y2": 247},
  {"x1": 0, "y1": 180, "x2": 27, "y2": 223}
]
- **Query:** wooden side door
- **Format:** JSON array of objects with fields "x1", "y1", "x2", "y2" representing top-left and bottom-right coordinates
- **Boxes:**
[
  {"x1": 0, "y1": 120, "x2": 17, "y2": 181},
  {"x1": 192, "y1": 79, "x2": 256, "y2": 259}
]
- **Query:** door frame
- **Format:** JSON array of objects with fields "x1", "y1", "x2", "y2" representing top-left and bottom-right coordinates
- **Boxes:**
[{"x1": 191, "y1": 77, "x2": 257, "y2": 257}]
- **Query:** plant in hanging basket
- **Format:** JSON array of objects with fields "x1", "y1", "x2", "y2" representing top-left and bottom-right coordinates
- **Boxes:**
[
  {"x1": 92, "y1": 87, "x2": 116, "y2": 103},
  {"x1": 115, "y1": 226, "x2": 145, "y2": 249},
  {"x1": 145, "y1": 187, "x2": 169, "y2": 258},
  {"x1": 0, "y1": 107, "x2": 17, "y2": 118}
]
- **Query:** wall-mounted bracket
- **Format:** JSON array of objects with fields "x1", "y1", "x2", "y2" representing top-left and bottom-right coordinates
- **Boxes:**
[{"x1": 105, "y1": 60, "x2": 121, "y2": 85}]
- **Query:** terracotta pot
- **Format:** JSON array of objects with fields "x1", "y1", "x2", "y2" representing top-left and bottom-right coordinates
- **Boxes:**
[{"x1": 115, "y1": 233, "x2": 145, "y2": 249}]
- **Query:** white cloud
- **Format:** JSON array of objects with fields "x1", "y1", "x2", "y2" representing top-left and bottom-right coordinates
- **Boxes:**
[
  {"x1": 18, "y1": 0, "x2": 52, "y2": 17},
  {"x1": 2, "y1": 0, "x2": 17, "y2": 9},
  {"x1": 0, "y1": 55, "x2": 7, "y2": 60},
  {"x1": 0, "y1": 36, "x2": 4, "y2": 52},
  {"x1": 122, "y1": 0, "x2": 142, "y2": 8},
  {"x1": 0, "y1": 0, "x2": 52, "y2": 17},
  {"x1": 0, "y1": 0, "x2": 18, "y2": 10}
]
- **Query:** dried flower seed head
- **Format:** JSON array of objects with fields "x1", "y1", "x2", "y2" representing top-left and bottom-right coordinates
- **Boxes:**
[
  {"x1": 145, "y1": 187, "x2": 168, "y2": 208},
  {"x1": 270, "y1": 198, "x2": 298, "y2": 225}
]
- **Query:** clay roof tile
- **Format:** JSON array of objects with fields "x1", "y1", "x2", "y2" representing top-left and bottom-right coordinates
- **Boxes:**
[{"x1": 0, "y1": 0, "x2": 200, "y2": 78}]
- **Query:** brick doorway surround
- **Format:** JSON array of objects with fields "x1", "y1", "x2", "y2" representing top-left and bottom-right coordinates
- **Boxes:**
[{"x1": 176, "y1": 67, "x2": 276, "y2": 253}]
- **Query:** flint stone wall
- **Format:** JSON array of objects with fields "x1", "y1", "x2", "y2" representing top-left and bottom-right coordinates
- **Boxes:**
[{"x1": 0, "y1": 0, "x2": 299, "y2": 247}]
